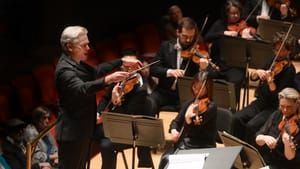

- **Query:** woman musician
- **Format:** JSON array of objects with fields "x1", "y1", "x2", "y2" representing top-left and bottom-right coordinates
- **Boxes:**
[
  {"x1": 158, "y1": 71, "x2": 217, "y2": 169},
  {"x1": 255, "y1": 87, "x2": 300, "y2": 169},
  {"x1": 232, "y1": 31, "x2": 296, "y2": 146}
]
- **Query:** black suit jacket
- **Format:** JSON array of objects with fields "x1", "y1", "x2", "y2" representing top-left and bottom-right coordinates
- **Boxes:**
[
  {"x1": 243, "y1": 0, "x2": 288, "y2": 28},
  {"x1": 150, "y1": 40, "x2": 200, "y2": 97},
  {"x1": 55, "y1": 53, "x2": 122, "y2": 141}
]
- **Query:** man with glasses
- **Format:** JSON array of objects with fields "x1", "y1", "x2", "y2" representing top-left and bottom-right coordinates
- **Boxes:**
[{"x1": 149, "y1": 17, "x2": 212, "y2": 116}]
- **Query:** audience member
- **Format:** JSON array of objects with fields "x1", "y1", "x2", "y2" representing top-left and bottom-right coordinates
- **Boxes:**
[
  {"x1": 158, "y1": 71, "x2": 217, "y2": 169},
  {"x1": 203, "y1": 0, "x2": 248, "y2": 105},
  {"x1": 54, "y1": 26, "x2": 142, "y2": 169},
  {"x1": 243, "y1": 0, "x2": 295, "y2": 28},
  {"x1": 23, "y1": 106, "x2": 58, "y2": 168},
  {"x1": 255, "y1": 87, "x2": 300, "y2": 169},
  {"x1": 149, "y1": 17, "x2": 212, "y2": 116},
  {"x1": 231, "y1": 31, "x2": 297, "y2": 146},
  {"x1": 2, "y1": 118, "x2": 51, "y2": 169},
  {"x1": 95, "y1": 48, "x2": 154, "y2": 169},
  {"x1": 159, "y1": 5, "x2": 184, "y2": 41}
]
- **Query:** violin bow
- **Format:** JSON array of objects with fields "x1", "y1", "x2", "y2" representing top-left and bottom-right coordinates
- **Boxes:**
[
  {"x1": 128, "y1": 60, "x2": 160, "y2": 76},
  {"x1": 268, "y1": 23, "x2": 293, "y2": 71},
  {"x1": 245, "y1": 0, "x2": 263, "y2": 22},
  {"x1": 200, "y1": 15, "x2": 209, "y2": 35},
  {"x1": 193, "y1": 71, "x2": 208, "y2": 121}
]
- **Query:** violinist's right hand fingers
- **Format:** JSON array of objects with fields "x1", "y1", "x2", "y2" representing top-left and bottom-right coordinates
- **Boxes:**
[
  {"x1": 257, "y1": 15, "x2": 270, "y2": 20},
  {"x1": 169, "y1": 69, "x2": 184, "y2": 78},
  {"x1": 105, "y1": 71, "x2": 130, "y2": 84}
]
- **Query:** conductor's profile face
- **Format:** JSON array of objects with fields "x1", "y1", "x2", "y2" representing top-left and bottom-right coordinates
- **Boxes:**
[{"x1": 68, "y1": 33, "x2": 90, "y2": 63}]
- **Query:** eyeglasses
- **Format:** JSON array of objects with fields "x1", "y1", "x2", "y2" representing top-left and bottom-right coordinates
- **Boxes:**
[{"x1": 179, "y1": 34, "x2": 194, "y2": 41}]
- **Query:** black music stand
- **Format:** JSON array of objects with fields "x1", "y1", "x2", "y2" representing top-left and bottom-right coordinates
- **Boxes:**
[
  {"x1": 167, "y1": 146, "x2": 243, "y2": 169},
  {"x1": 257, "y1": 19, "x2": 300, "y2": 57},
  {"x1": 219, "y1": 35, "x2": 273, "y2": 107},
  {"x1": 218, "y1": 131, "x2": 267, "y2": 169},
  {"x1": 177, "y1": 76, "x2": 193, "y2": 105},
  {"x1": 257, "y1": 19, "x2": 300, "y2": 43},
  {"x1": 219, "y1": 35, "x2": 248, "y2": 68},
  {"x1": 101, "y1": 111, "x2": 166, "y2": 169}
]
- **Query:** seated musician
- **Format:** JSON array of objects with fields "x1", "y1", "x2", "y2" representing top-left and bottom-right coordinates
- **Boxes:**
[
  {"x1": 243, "y1": 0, "x2": 298, "y2": 28},
  {"x1": 232, "y1": 31, "x2": 296, "y2": 146},
  {"x1": 255, "y1": 87, "x2": 300, "y2": 169},
  {"x1": 203, "y1": 0, "x2": 250, "y2": 106},
  {"x1": 94, "y1": 48, "x2": 154, "y2": 169},
  {"x1": 150, "y1": 17, "x2": 217, "y2": 117},
  {"x1": 158, "y1": 71, "x2": 217, "y2": 169}
]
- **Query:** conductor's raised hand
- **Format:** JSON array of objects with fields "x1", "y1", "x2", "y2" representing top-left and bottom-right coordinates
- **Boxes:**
[{"x1": 121, "y1": 56, "x2": 142, "y2": 70}]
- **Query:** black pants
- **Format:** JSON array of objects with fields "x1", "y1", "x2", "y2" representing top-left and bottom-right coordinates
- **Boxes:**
[
  {"x1": 58, "y1": 139, "x2": 90, "y2": 169},
  {"x1": 94, "y1": 125, "x2": 153, "y2": 169}
]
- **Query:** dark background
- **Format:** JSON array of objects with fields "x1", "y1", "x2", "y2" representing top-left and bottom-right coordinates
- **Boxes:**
[{"x1": 0, "y1": 0, "x2": 227, "y2": 82}]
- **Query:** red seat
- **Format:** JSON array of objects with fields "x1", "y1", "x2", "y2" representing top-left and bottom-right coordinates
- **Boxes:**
[
  {"x1": 86, "y1": 47, "x2": 100, "y2": 66},
  {"x1": 32, "y1": 64, "x2": 58, "y2": 106},
  {"x1": 95, "y1": 39, "x2": 120, "y2": 62},
  {"x1": 0, "y1": 84, "x2": 13, "y2": 123},
  {"x1": 136, "y1": 23, "x2": 161, "y2": 58},
  {"x1": 11, "y1": 74, "x2": 39, "y2": 119},
  {"x1": 117, "y1": 32, "x2": 141, "y2": 54}
]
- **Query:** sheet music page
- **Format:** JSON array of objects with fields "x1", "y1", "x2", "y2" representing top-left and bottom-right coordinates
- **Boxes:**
[{"x1": 167, "y1": 153, "x2": 209, "y2": 169}]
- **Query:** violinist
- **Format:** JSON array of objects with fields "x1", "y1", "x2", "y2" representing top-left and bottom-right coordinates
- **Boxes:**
[
  {"x1": 232, "y1": 31, "x2": 296, "y2": 146},
  {"x1": 94, "y1": 48, "x2": 154, "y2": 169},
  {"x1": 203, "y1": 0, "x2": 247, "y2": 104},
  {"x1": 158, "y1": 71, "x2": 217, "y2": 169},
  {"x1": 243, "y1": 0, "x2": 296, "y2": 29},
  {"x1": 149, "y1": 17, "x2": 214, "y2": 117},
  {"x1": 255, "y1": 87, "x2": 300, "y2": 169}
]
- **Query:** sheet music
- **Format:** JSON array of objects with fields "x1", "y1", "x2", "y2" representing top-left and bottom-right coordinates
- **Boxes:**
[{"x1": 167, "y1": 153, "x2": 209, "y2": 169}]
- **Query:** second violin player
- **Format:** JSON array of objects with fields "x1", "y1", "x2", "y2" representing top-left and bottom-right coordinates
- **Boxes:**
[
  {"x1": 158, "y1": 71, "x2": 217, "y2": 169},
  {"x1": 255, "y1": 87, "x2": 300, "y2": 169},
  {"x1": 95, "y1": 48, "x2": 155, "y2": 169}
]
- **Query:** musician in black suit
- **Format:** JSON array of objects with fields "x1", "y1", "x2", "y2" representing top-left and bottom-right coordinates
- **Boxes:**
[
  {"x1": 55, "y1": 26, "x2": 142, "y2": 169},
  {"x1": 95, "y1": 49, "x2": 154, "y2": 169},
  {"x1": 149, "y1": 17, "x2": 215, "y2": 116},
  {"x1": 243, "y1": 0, "x2": 294, "y2": 28}
]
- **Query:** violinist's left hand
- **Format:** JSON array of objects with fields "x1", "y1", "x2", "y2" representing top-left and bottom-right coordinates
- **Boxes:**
[
  {"x1": 282, "y1": 132, "x2": 290, "y2": 145},
  {"x1": 185, "y1": 103, "x2": 197, "y2": 124},
  {"x1": 111, "y1": 83, "x2": 122, "y2": 106},
  {"x1": 241, "y1": 28, "x2": 253, "y2": 39},
  {"x1": 198, "y1": 58, "x2": 209, "y2": 71},
  {"x1": 121, "y1": 56, "x2": 142, "y2": 70}
]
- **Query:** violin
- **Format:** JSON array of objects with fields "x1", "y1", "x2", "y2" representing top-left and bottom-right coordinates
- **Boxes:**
[
  {"x1": 277, "y1": 114, "x2": 299, "y2": 149},
  {"x1": 267, "y1": 0, "x2": 297, "y2": 17},
  {"x1": 196, "y1": 97, "x2": 210, "y2": 114},
  {"x1": 271, "y1": 59, "x2": 289, "y2": 75},
  {"x1": 227, "y1": 20, "x2": 257, "y2": 37},
  {"x1": 181, "y1": 44, "x2": 220, "y2": 71},
  {"x1": 278, "y1": 114, "x2": 299, "y2": 136},
  {"x1": 119, "y1": 75, "x2": 140, "y2": 96},
  {"x1": 268, "y1": 24, "x2": 293, "y2": 78}
]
